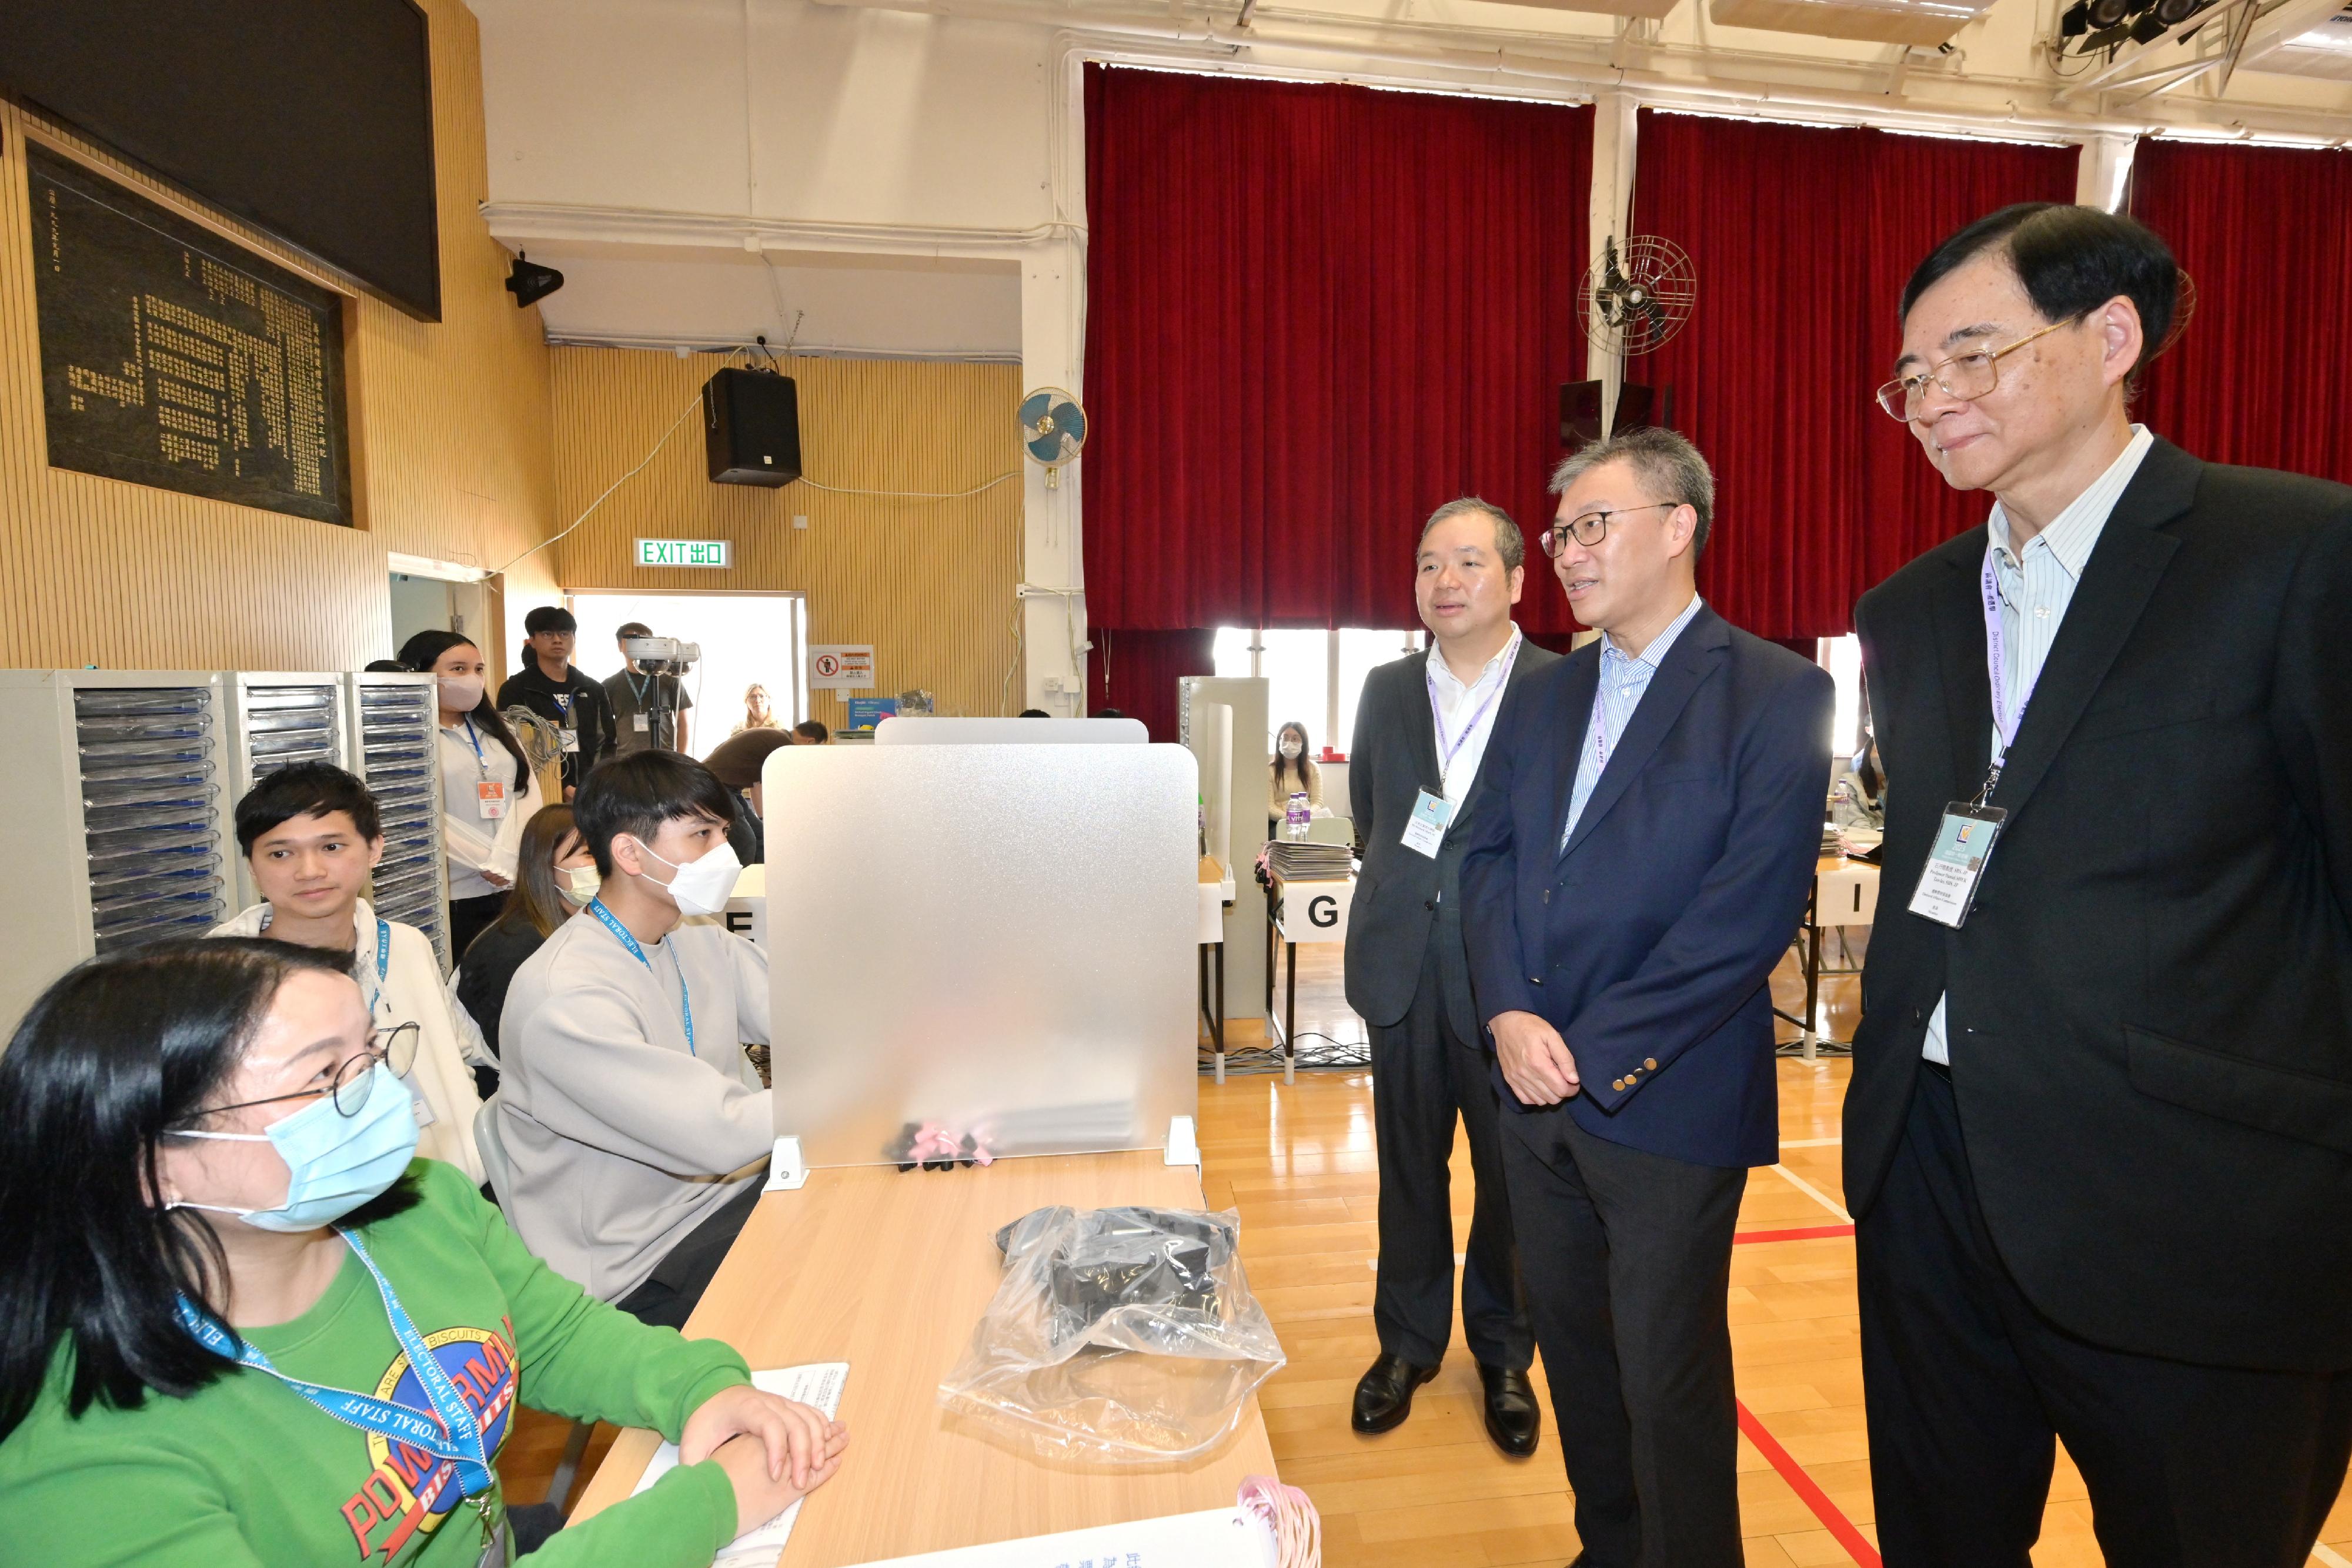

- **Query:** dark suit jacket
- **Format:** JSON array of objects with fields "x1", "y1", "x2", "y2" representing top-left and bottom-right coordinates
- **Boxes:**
[
  {"x1": 1344, "y1": 637, "x2": 1561, "y2": 1042},
  {"x1": 1459, "y1": 606, "x2": 1833, "y2": 1168},
  {"x1": 1847, "y1": 437, "x2": 2352, "y2": 1371}
]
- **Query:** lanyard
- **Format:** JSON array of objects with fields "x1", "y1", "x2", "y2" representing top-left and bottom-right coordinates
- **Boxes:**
[
  {"x1": 459, "y1": 717, "x2": 489, "y2": 781},
  {"x1": 626, "y1": 671, "x2": 652, "y2": 707},
  {"x1": 1426, "y1": 635, "x2": 1521, "y2": 791},
  {"x1": 587, "y1": 898, "x2": 696, "y2": 1058},
  {"x1": 175, "y1": 1229, "x2": 499, "y2": 1505},
  {"x1": 1979, "y1": 540, "x2": 2041, "y2": 797},
  {"x1": 368, "y1": 916, "x2": 389, "y2": 1018}
]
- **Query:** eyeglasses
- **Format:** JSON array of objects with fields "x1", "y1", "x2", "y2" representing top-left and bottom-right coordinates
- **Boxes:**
[
  {"x1": 1874, "y1": 314, "x2": 2085, "y2": 423},
  {"x1": 1541, "y1": 502, "x2": 1681, "y2": 559},
  {"x1": 168, "y1": 1022, "x2": 420, "y2": 1127}
]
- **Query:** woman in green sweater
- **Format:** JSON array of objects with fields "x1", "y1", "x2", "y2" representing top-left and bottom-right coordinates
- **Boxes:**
[{"x1": 0, "y1": 938, "x2": 848, "y2": 1566}]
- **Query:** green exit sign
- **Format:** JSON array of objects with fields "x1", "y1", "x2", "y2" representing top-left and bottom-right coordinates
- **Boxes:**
[{"x1": 636, "y1": 537, "x2": 731, "y2": 569}]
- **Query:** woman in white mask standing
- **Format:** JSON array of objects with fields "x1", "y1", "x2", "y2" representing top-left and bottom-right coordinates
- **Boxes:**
[
  {"x1": 0, "y1": 939, "x2": 847, "y2": 1564},
  {"x1": 453, "y1": 804, "x2": 599, "y2": 1099},
  {"x1": 399, "y1": 631, "x2": 544, "y2": 963},
  {"x1": 1268, "y1": 719, "x2": 1324, "y2": 830}
]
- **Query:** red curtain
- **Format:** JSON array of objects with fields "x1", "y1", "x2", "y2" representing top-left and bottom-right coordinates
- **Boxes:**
[
  {"x1": 1085, "y1": 627, "x2": 1217, "y2": 744},
  {"x1": 2131, "y1": 139, "x2": 2352, "y2": 486},
  {"x1": 1083, "y1": 65, "x2": 1593, "y2": 635},
  {"x1": 1626, "y1": 113, "x2": 2078, "y2": 639}
]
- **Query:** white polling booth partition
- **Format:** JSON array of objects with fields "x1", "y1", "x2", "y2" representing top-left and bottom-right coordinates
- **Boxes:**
[{"x1": 759, "y1": 738, "x2": 1200, "y2": 1172}]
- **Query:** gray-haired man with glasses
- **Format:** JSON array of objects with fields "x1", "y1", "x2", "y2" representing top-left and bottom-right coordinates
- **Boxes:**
[
  {"x1": 1848, "y1": 203, "x2": 2352, "y2": 1566},
  {"x1": 1458, "y1": 427, "x2": 1833, "y2": 1566}
]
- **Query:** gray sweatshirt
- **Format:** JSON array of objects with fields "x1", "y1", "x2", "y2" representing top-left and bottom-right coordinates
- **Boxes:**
[{"x1": 496, "y1": 911, "x2": 774, "y2": 1301}]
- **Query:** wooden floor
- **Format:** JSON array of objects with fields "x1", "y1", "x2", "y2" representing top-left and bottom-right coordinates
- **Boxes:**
[{"x1": 500, "y1": 935, "x2": 2352, "y2": 1566}]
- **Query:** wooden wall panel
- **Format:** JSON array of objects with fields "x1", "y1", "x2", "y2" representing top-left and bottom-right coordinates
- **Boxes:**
[
  {"x1": 0, "y1": 0, "x2": 556, "y2": 674},
  {"x1": 550, "y1": 347, "x2": 1024, "y2": 721}
]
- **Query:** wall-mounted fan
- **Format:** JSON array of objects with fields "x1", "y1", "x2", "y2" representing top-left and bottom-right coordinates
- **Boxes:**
[
  {"x1": 1020, "y1": 387, "x2": 1087, "y2": 489},
  {"x1": 1578, "y1": 236, "x2": 1697, "y2": 358}
]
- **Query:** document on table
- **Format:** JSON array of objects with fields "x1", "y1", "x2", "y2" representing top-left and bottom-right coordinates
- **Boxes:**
[
  {"x1": 629, "y1": 1362, "x2": 850, "y2": 1564},
  {"x1": 838, "y1": 1506, "x2": 1276, "y2": 1568}
]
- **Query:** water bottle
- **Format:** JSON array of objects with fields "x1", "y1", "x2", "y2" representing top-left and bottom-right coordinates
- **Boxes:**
[{"x1": 1285, "y1": 792, "x2": 1311, "y2": 841}]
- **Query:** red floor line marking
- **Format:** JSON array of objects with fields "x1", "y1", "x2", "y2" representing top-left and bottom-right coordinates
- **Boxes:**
[
  {"x1": 1733, "y1": 1223, "x2": 1857, "y2": 1245},
  {"x1": 1736, "y1": 1400, "x2": 1882, "y2": 1568}
]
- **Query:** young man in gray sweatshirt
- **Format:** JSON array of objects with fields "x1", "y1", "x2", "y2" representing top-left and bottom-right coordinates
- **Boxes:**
[{"x1": 496, "y1": 751, "x2": 773, "y2": 1327}]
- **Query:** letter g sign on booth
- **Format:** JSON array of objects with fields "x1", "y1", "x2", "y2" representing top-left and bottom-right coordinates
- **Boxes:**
[{"x1": 1274, "y1": 876, "x2": 1354, "y2": 945}]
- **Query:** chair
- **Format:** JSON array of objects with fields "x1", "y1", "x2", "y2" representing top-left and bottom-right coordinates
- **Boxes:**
[{"x1": 474, "y1": 1096, "x2": 594, "y2": 1513}]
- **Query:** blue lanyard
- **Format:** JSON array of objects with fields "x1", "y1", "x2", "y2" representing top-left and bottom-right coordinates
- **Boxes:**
[
  {"x1": 459, "y1": 717, "x2": 489, "y2": 778},
  {"x1": 175, "y1": 1229, "x2": 497, "y2": 1502},
  {"x1": 586, "y1": 897, "x2": 696, "y2": 1058},
  {"x1": 369, "y1": 916, "x2": 389, "y2": 1017}
]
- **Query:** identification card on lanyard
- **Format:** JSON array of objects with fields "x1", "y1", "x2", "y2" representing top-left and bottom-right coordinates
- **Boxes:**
[
  {"x1": 1909, "y1": 541, "x2": 2029, "y2": 931},
  {"x1": 1410, "y1": 637, "x2": 1520, "y2": 858},
  {"x1": 587, "y1": 898, "x2": 697, "y2": 1058},
  {"x1": 175, "y1": 1230, "x2": 501, "y2": 1552},
  {"x1": 553, "y1": 692, "x2": 580, "y2": 753},
  {"x1": 462, "y1": 719, "x2": 509, "y2": 819}
]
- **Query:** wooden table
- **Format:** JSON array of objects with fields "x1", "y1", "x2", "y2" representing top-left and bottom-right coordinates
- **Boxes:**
[{"x1": 570, "y1": 1151, "x2": 1279, "y2": 1565}]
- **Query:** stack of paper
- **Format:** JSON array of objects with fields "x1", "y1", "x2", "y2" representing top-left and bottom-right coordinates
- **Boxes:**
[
  {"x1": 1265, "y1": 840, "x2": 1353, "y2": 881},
  {"x1": 630, "y1": 1363, "x2": 850, "y2": 1566},
  {"x1": 840, "y1": 1506, "x2": 1274, "y2": 1567}
]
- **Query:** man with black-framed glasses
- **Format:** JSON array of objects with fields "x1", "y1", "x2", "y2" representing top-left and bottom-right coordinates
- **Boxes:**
[
  {"x1": 1457, "y1": 426, "x2": 1833, "y2": 1566},
  {"x1": 1849, "y1": 202, "x2": 2352, "y2": 1566}
]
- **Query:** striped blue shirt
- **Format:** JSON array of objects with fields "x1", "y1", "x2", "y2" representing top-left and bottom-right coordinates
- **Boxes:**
[
  {"x1": 1561, "y1": 594, "x2": 1706, "y2": 847},
  {"x1": 1923, "y1": 424, "x2": 2154, "y2": 1065}
]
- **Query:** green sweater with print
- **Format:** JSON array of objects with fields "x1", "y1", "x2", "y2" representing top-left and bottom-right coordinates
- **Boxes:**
[{"x1": 0, "y1": 1159, "x2": 750, "y2": 1567}]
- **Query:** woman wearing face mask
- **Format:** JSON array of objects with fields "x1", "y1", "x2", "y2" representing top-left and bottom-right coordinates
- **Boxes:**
[
  {"x1": 454, "y1": 805, "x2": 599, "y2": 1098},
  {"x1": 400, "y1": 631, "x2": 545, "y2": 962},
  {"x1": 0, "y1": 940, "x2": 848, "y2": 1566},
  {"x1": 1268, "y1": 720, "x2": 1324, "y2": 828}
]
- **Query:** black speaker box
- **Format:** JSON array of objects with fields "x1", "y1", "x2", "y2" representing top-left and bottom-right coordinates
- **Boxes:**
[{"x1": 703, "y1": 367, "x2": 801, "y2": 487}]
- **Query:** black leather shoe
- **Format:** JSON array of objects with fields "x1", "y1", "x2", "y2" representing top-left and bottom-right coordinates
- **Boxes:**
[
  {"x1": 1351, "y1": 1352, "x2": 1439, "y2": 1434},
  {"x1": 1479, "y1": 1362, "x2": 1541, "y2": 1457}
]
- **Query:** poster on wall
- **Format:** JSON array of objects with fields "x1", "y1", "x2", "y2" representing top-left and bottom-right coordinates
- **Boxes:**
[
  {"x1": 24, "y1": 143, "x2": 353, "y2": 527},
  {"x1": 809, "y1": 645, "x2": 875, "y2": 691}
]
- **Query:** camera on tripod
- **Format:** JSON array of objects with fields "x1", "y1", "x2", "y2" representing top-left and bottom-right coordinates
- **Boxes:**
[{"x1": 620, "y1": 634, "x2": 700, "y2": 674}]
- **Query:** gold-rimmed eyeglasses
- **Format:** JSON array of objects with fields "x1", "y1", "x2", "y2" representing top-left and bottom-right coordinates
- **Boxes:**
[
  {"x1": 167, "y1": 1022, "x2": 421, "y2": 1126},
  {"x1": 1541, "y1": 502, "x2": 1681, "y2": 559},
  {"x1": 1874, "y1": 313, "x2": 2086, "y2": 423}
]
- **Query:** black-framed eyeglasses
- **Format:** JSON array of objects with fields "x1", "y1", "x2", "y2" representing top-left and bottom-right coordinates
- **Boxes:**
[
  {"x1": 166, "y1": 1023, "x2": 420, "y2": 1128},
  {"x1": 1541, "y1": 502, "x2": 1681, "y2": 558}
]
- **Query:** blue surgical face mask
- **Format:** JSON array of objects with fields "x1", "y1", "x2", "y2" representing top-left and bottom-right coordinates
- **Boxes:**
[{"x1": 169, "y1": 1062, "x2": 420, "y2": 1233}]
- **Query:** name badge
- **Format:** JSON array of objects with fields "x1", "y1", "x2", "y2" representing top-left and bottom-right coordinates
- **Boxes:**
[
  {"x1": 1401, "y1": 788, "x2": 1455, "y2": 859},
  {"x1": 1907, "y1": 802, "x2": 2006, "y2": 928},
  {"x1": 477, "y1": 780, "x2": 509, "y2": 820},
  {"x1": 560, "y1": 730, "x2": 580, "y2": 753},
  {"x1": 632, "y1": 713, "x2": 650, "y2": 733}
]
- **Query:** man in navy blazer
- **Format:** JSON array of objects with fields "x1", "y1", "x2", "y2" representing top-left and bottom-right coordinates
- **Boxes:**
[{"x1": 1459, "y1": 427, "x2": 1833, "y2": 1567}]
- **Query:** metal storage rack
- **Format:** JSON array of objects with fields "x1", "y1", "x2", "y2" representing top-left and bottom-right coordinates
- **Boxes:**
[
  {"x1": 228, "y1": 674, "x2": 350, "y2": 915},
  {"x1": 0, "y1": 671, "x2": 236, "y2": 1032},
  {"x1": 345, "y1": 673, "x2": 453, "y2": 971}
]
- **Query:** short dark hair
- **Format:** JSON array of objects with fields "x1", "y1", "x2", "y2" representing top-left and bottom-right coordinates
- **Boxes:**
[
  {"x1": 1900, "y1": 203, "x2": 2177, "y2": 382},
  {"x1": 791, "y1": 720, "x2": 828, "y2": 744},
  {"x1": 1418, "y1": 497, "x2": 1525, "y2": 574},
  {"x1": 523, "y1": 606, "x2": 577, "y2": 637},
  {"x1": 1018, "y1": 708, "x2": 1050, "y2": 718},
  {"x1": 615, "y1": 621, "x2": 652, "y2": 640},
  {"x1": 572, "y1": 751, "x2": 737, "y2": 876},
  {"x1": 0, "y1": 939, "x2": 418, "y2": 1442},
  {"x1": 234, "y1": 763, "x2": 382, "y2": 855},
  {"x1": 1551, "y1": 426, "x2": 1718, "y2": 560}
]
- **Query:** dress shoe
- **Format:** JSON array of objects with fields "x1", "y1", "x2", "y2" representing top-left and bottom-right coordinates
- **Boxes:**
[
  {"x1": 1478, "y1": 1361, "x2": 1542, "y2": 1456},
  {"x1": 1351, "y1": 1352, "x2": 1438, "y2": 1434}
]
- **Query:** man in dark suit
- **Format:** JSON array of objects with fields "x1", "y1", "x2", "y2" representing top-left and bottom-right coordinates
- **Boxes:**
[
  {"x1": 1459, "y1": 428, "x2": 1832, "y2": 1567},
  {"x1": 1850, "y1": 204, "x2": 2352, "y2": 1566},
  {"x1": 1344, "y1": 497, "x2": 1558, "y2": 1455}
]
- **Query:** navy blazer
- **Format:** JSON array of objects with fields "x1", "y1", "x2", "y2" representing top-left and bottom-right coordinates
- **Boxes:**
[{"x1": 1458, "y1": 605, "x2": 1834, "y2": 1168}]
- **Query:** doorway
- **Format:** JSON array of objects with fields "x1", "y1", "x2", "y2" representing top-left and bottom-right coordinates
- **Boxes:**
[
  {"x1": 388, "y1": 563, "x2": 492, "y2": 664},
  {"x1": 563, "y1": 591, "x2": 810, "y2": 761}
]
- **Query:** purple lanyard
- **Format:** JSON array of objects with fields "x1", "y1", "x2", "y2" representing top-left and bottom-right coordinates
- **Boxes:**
[
  {"x1": 1980, "y1": 539, "x2": 2040, "y2": 778},
  {"x1": 1426, "y1": 636, "x2": 1521, "y2": 790}
]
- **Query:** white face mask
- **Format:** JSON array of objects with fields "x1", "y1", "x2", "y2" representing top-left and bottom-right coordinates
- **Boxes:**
[
  {"x1": 437, "y1": 674, "x2": 485, "y2": 712},
  {"x1": 1279, "y1": 738, "x2": 1303, "y2": 759},
  {"x1": 630, "y1": 838, "x2": 743, "y2": 917},
  {"x1": 558, "y1": 865, "x2": 600, "y2": 907}
]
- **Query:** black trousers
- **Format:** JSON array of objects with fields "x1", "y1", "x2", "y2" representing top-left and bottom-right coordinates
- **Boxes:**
[
  {"x1": 1369, "y1": 941, "x2": 1532, "y2": 1371},
  {"x1": 614, "y1": 1179, "x2": 764, "y2": 1331},
  {"x1": 1859, "y1": 1064, "x2": 2352, "y2": 1568},
  {"x1": 1500, "y1": 1103, "x2": 1748, "y2": 1568}
]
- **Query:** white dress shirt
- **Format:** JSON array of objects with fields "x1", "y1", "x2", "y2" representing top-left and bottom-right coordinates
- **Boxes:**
[
  {"x1": 1425, "y1": 624, "x2": 1525, "y2": 805},
  {"x1": 1923, "y1": 424, "x2": 2154, "y2": 1065}
]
